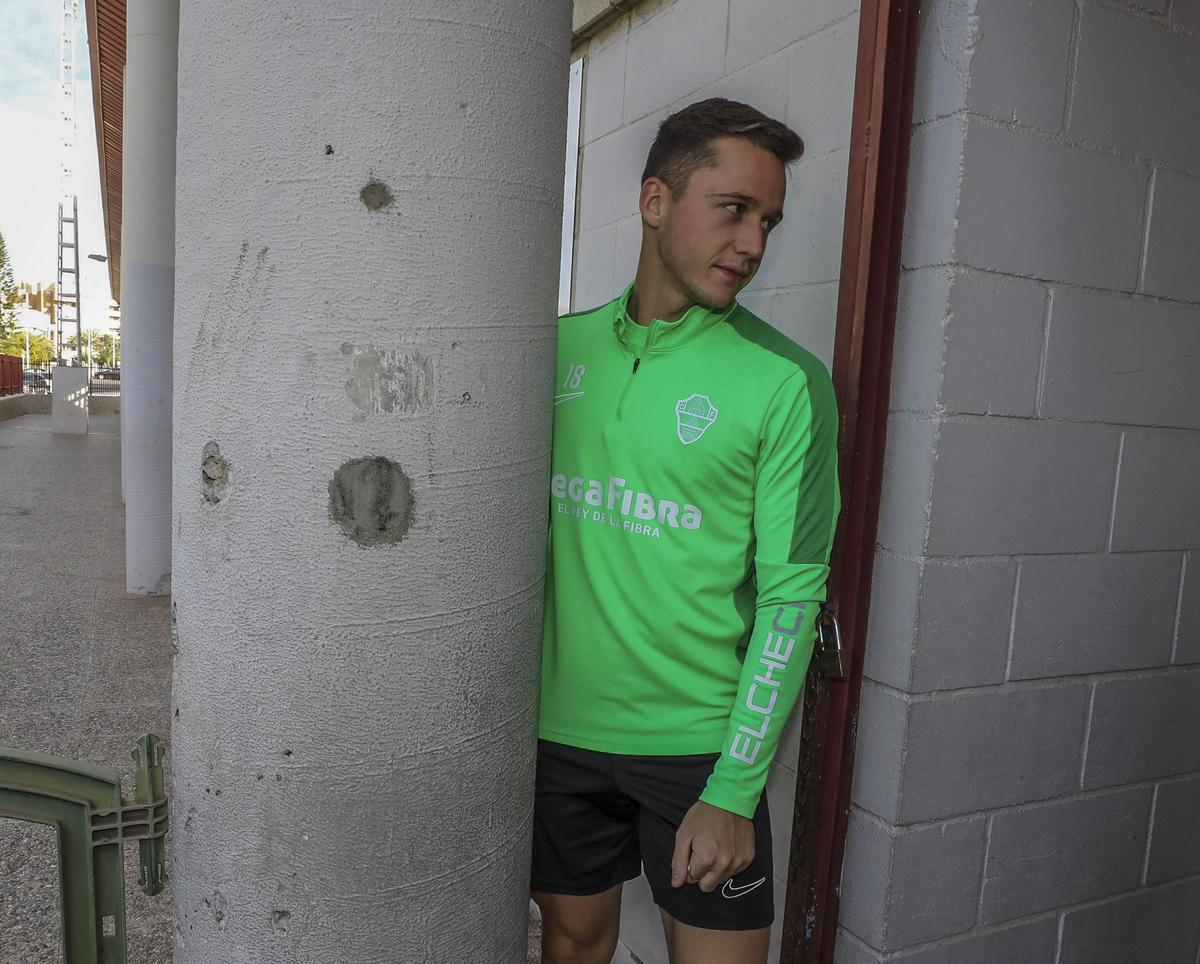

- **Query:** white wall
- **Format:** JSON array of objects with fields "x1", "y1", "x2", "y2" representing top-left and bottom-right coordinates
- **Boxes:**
[
  {"x1": 568, "y1": 0, "x2": 861, "y2": 958},
  {"x1": 837, "y1": 1, "x2": 1200, "y2": 961}
]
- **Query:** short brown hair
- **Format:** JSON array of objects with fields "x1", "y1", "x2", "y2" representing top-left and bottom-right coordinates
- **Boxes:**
[{"x1": 641, "y1": 97, "x2": 804, "y2": 198}]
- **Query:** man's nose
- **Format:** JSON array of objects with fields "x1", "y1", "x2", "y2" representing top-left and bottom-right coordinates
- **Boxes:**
[{"x1": 733, "y1": 222, "x2": 767, "y2": 260}]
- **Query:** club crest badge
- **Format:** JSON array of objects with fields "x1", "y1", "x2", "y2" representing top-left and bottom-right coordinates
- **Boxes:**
[{"x1": 675, "y1": 393, "x2": 718, "y2": 445}]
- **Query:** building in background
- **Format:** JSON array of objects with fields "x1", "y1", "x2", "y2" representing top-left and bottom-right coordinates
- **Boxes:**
[{"x1": 18, "y1": 282, "x2": 59, "y2": 324}]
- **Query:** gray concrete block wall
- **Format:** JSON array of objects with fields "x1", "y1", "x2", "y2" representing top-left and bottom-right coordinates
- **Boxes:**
[
  {"x1": 566, "y1": 1, "x2": 860, "y2": 960},
  {"x1": 838, "y1": 0, "x2": 1200, "y2": 960}
]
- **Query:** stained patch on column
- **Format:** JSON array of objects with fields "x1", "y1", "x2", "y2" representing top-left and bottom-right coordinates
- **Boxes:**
[
  {"x1": 359, "y1": 179, "x2": 393, "y2": 211},
  {"x1": 340, "y1": 342, "x2": 432, "y2": 421},
  {"x1": 201, "y1": 441, "x2": 230, "y2": 503},
  {"x1": 328, "y1": 456, "x2": 415, "y2": 545}
]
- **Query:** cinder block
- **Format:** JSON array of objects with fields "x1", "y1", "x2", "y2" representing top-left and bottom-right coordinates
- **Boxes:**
[
  {"x1": 979, "y1": 786, "x2": 1153, "y2": 923},
  {"x1": 873, "y1": 918, "x2": 1058, "y2": 963},
  {"x1": 941, "y1": 268, "x2": 1045, "y2": 417},
  {"x1": 901, "y1": 116, "x2": 968, "y2": 269},
  {"x1": 628, "y1": 0, "x2": 679, "y2": 30},
  {"x1": 574, "y1": 3, "x2": 628, "y2": 46},
  {"x1": 875, "y1": 414, "x2": 935, "y2": 557},
  {"x1": 850, "y1": 681, "x2": 909, "y2": 823},
  {"x1": 1176, "y1": 554, "x2": 1199, "y2": 665},
  {"x1": 623, "y1": 0, "x2": 727, "y2": 124},
  {"x1": 1059, "y1": 878, "x2": 1200, "y2": 964},
  {"x1": 1069, "y1": 3, "x2": 1200, "y2": 171},
  {"x1": 618, "y1": 870, "x2": 667, "y2": 964},
  {"x1": 726, "y1": 0, "x2": 857, "y2": 74},
  {"x1": 750, "y1": 147, "x2": 849, "y2": 289},
  {"x1": 1083, "y1": 669, "x2": 1200, "y2": 789},
  {"x1": 679, "y1": 43, "x2": 790, "y2": 136},
  {"x1": 862, "y1": 553, "x2": 921, "y2": 692},
  {"x1": 734, "y1": 287, "x2": 774, "y2": 325},
  {"x1": 786, "y1": 17, "x2": 858, "y2": 159},
  {"x1": 839, "y1": 809, "x2": 893, "y2": 948},
  {"x1": 765, "y1": 760, "x2": 797, "y2": 884},
  {"x1": 890, "y1": 267, "x2": 952, "y2": 415},
  {"x1": 1143, "y1": 169, "x2": 1200, "y2": 303},
  {"x1": 770, "y1": 282, "x2": 839, "y2": 370},
  {"x1": 834, "y1": 928, "x2": 884, "y2": 964},
  {"x1": 926, "y1": 419, "x2": 1119, "y2": 556},
  {"x1": 910, "y1": 558, "x2": 1015, "y2": 692},
  {"x1": 571, "y1": 221, "x2": 618, "y2": 312},
  {"x1": 898, "y1": 684, "x2": 1089, "y2": 821},
  {"x1": 1110, "y1": 430, "x2": 1200, "y2": 551},
  {"x1": 1009, "y1": 552, "x2": 1180, "y2": 679},
  {"x1": 956, "y1": 122, "x2": 1148, "y2": 288},
  {"x1": 572, "y1": 0, "x2": 610, "y2": 35},
  {"x1": 910, "y1": 0, "x2": 972, "y2": 124},
  {"x1": 768, "y1": 878, "x2": 786, "y2": 962},
  {"x1": 575, "y1": 110, "x2": 662, "y2": 232},
  {"x1": 1172, "y1": 2, "x2": 1200, "y2": 31},
  {"x1": 776, "y1": 676, "x2": 805, "y2": 769},
  {"x1": 613, "y1": 213, "x2": 641, "y2": 290},
  {"x1": 967, "y1": 0, "x2": 1074, "y2": 131},
  {"x1": 885, "y1": 816, "x2": 987, "y2": 949},
  {"x1": 1147, "y1": 774, "x2": 1200, "y2": 884},
  {"x1": 1041, "y1": 286, "x2": 1200, "y2": 429},
  {"x1": 580, "y1": 30, "x2": 627, "y2": 144}
]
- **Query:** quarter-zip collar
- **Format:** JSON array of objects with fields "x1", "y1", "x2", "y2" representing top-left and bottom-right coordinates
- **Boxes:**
[{"x1": 612, "y1": 279, "x2": 738, "y2": 354}]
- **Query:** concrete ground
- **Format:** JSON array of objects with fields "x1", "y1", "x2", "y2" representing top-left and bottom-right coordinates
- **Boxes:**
[
  {"x1": 0, "y1": 411, "x2": 627, "y2": 963},
  {"x1": 0, "y1": 413, "x2": 173, "y2": 964}
]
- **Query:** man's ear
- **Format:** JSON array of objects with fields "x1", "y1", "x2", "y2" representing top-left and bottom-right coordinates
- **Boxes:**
[{"x1": 640, "y1": 176, "x2": 668, "y2": 229}]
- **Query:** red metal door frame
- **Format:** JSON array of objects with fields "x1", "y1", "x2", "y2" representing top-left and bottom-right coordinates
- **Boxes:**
[{"x1": 780, "y1": 1, "x2": 923, "y2": 961}]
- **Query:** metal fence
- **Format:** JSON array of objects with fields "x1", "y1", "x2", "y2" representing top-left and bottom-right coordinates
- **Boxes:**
[{"x1": 20, "y1": 366, "x2": 121, "y2": 396}]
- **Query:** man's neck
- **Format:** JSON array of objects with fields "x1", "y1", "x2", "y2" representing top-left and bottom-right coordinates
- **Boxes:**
[{"x1": 628, "y1": 263, "x2": 695, "y2": 327}]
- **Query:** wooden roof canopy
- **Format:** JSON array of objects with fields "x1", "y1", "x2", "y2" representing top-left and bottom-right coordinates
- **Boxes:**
[{"x1": 85, "y1": 0, "x2": 125, "y2": 301}]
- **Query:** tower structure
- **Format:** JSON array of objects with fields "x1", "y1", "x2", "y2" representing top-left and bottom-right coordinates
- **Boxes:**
[{"x1": 55, "y1": 0, "x2": 82, "y2": 366}]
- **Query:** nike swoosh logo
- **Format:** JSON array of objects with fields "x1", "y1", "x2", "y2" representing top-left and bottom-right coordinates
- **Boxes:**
[
  {"x1": 554, "y1": 392, "x2": 585, "y2": 406},
  {"x1": 721, "y1": 876, "x2": 766, "y2": 899}
]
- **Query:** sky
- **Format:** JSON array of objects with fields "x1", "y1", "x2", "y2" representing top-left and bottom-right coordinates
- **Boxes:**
[{"x1": 0, "y1": 0, "x2": 113, "y2": 327}]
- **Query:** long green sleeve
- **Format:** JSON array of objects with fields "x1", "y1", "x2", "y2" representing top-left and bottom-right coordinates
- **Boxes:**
[{"x1": 699, "y1": 368, "x2": 840, "y2": 818}]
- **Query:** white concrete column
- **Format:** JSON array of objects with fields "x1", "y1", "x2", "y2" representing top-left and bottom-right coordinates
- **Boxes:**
[
  {"x1": 50, "y1": 366, "x2": 89, "y2": 434},
  {"x1": 170, "y1": 3, "x2": 570, "y2": 960},
  {"x1": 121, "y1": 0, "x2": 178, "y2": 594}
]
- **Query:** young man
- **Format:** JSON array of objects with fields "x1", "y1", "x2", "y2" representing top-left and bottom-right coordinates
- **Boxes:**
[{"x1": 531, "y1": 98, "x2": 841, "y2": 964}]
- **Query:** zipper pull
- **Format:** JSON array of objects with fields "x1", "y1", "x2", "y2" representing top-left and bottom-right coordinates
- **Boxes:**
[{"x1": 632, "y1": 358, "x2": 641, "y2": 374}]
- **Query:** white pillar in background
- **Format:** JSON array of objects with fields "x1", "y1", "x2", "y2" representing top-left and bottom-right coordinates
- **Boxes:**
[
  {"x1": 170, "y1": 3, "x2": 570, "y2": 960},
  {"x1": 121, "y1": 0, "x2": 178, "y2": 594}
]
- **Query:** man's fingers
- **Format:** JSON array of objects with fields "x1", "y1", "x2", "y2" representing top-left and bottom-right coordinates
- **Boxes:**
[
  {"x1": 698, "y1": 863, "x2": 734, "y2": 894},
  {"x1": 671, "y1": 830, "x2": 694, "y2": 888}
]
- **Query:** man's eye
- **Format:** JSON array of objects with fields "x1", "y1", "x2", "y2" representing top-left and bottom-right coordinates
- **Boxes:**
[{"x1": 724, "y1": 203, "x2": 745, "y2": 215}]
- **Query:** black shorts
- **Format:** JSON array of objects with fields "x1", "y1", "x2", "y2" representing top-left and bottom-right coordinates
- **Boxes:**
[{"x1": 529, "y1": 738, "x2": 774, "y2": 931}]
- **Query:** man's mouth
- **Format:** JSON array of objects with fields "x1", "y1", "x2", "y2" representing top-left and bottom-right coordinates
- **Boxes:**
[{"x1": 715, "y1": 265, "x2": 747, "y2": 283}]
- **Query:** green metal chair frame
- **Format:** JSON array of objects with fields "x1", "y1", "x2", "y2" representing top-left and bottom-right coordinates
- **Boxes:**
[{"x1": 0, "y1": 734, "x2": 168, "y2": 964}]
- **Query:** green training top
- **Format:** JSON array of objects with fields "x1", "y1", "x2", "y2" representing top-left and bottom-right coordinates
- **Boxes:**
[{"x1": 538, "y1": 280, "x2": 841, "y2": 819}]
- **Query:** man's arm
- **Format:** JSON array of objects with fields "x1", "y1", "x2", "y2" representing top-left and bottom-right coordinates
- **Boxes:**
[
  {"x1": 700, "y1": 363, "x2": 841, "y2": 819},
  {"x1": 669, "y1": 363, "x2": 840, "y2": 893}
]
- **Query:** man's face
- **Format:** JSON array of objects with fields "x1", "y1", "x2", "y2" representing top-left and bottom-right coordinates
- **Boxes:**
[{"x1": 650, "y1": 136, "x2": 787, "y2": 309}]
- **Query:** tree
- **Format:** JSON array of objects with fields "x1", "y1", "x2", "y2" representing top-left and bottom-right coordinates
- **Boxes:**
[
  {"x1": 91, "y1": 331, "x2": 118, "y2": 367},
  {"x1": 0, "y1": 330, "x2": 53, "y2": 367},
  {"x1": 65, "y1": 330, "x2": 115, "y2": 365},
  {"x1": 0, "y1": 230, "x2": 18, "y2": 336}
]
